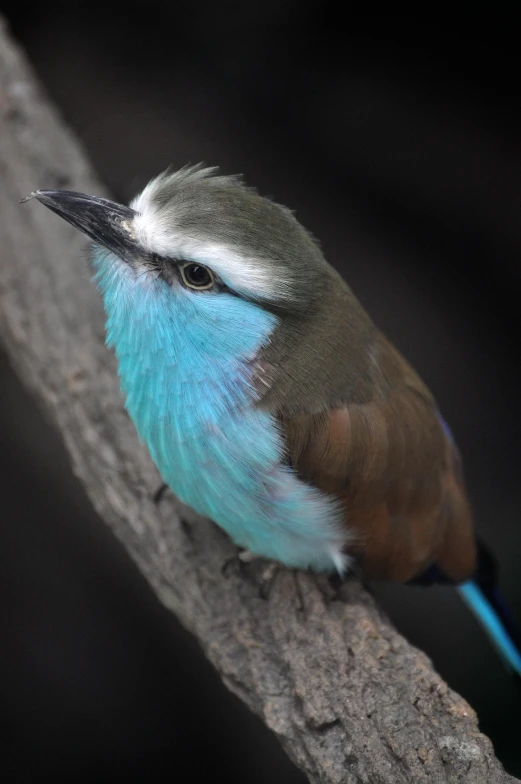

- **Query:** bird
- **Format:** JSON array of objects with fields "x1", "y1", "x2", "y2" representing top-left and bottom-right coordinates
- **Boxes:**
[{"x1": 23, "y1": 164, "x2": 521, "y2": 677}]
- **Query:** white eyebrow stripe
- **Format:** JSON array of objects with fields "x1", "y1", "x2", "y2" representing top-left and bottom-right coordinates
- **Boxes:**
[
  {"x1": 175, "y1": 242, "x2": 279, "y2": 298},
  {"x1": 131, "y1": 200, "x2": 292, "y2": 301}
]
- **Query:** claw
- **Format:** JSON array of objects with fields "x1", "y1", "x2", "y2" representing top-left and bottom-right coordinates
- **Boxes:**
[
  {"x1": 259, "y1": 561, "x2": 280, "y2": 599},
  {"x1": 153, "y1": 483, "x2": 169, "y2": 504},
  {"x1": 221, "y1": 547, "x2": 248, "y2": 577}
]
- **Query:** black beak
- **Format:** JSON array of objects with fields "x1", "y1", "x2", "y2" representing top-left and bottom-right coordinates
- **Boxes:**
[{"x1": 22, "y1": 189, "x2": 138, "y2": 262}]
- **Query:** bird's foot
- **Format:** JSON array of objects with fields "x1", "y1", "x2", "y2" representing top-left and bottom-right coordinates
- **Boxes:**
[
  {"x1": 221, "y1": 547, "x2": 261, "y2": 575},
  {"x1": 221, "y1": 548, "x2": 280, "y2": 597},
  {"x1": 238, "y1": 549, "x2": 257, "y2": 564},
  {"x1": 221, "y1": 547, "x2": 250, "y2": 576},
  {"x1": 258, "y1": 561, "x2": 280, "y2": 599}
]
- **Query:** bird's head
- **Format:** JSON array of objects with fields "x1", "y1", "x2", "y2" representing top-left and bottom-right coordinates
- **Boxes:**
[
  {"x1": 27, "y1": 166, "x2": 330, "y2": 343},
  {"x1": 25, "y1": 165, "x2": 373, "y2": 412}
]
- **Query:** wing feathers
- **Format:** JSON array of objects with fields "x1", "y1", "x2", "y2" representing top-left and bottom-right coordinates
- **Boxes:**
[{"x1": 277, "y1": 335, "x2": 476, "y2": 582}]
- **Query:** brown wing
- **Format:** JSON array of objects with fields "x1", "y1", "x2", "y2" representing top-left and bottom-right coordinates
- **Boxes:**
[{"x1": 279, "y1": 335, "x2": 476, "y2": 582}]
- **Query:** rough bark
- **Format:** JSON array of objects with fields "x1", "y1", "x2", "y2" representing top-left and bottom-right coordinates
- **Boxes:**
[{"x1": 0, "y1": 18, "x2": 517, "y2": 784}]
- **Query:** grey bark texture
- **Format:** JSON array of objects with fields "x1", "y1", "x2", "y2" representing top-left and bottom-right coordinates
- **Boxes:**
[{"x1": 0, "y1": 18, "x2": 517, "y2": 784}]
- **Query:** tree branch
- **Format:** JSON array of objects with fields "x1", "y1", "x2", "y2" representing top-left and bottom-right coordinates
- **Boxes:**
[{"x1": 0, "y1": 18, "x2": 516, "y2": 783}]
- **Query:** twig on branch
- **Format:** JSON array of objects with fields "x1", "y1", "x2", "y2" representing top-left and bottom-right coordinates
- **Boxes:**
[{"x1": 0, "y1": 18, "x2": 517, "y2": 784}]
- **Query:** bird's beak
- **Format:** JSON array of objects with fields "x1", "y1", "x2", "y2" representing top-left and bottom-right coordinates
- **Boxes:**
[{"x1": 22, "y1": 190, "x2": 138, "y2": 262}]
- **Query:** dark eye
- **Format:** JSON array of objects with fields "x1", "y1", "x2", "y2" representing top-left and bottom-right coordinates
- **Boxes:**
[{"x1": 180, "y1": 262, "x2": 215, "y2": 290}]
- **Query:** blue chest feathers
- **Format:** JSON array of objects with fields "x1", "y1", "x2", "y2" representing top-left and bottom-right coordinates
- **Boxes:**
[{"x1": 93, "y1": 251, "x2": 347, "y2": 573}]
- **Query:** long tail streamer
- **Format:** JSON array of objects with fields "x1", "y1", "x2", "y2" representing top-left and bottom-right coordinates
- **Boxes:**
[{"x1": 457, "y1": 579, "x2": 521, "y2": 677}]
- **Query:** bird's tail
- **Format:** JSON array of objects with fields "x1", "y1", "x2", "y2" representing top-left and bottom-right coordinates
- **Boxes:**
[
  {"x1": 410, "y1": 540, "x2": 521, "y2": 678},
  {"x1": 456, "y1": 542, "x2": 521, "y2": 678}
]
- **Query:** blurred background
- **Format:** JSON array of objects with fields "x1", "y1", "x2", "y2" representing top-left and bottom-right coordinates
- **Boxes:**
[{"x1": 1, "y1": 5, "x2": 521, "y2": 780}]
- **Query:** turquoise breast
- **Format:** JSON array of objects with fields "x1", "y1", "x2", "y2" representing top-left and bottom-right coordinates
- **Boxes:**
[{"x1": 93, "y1": 251, "x2": 346, "y2": 572}]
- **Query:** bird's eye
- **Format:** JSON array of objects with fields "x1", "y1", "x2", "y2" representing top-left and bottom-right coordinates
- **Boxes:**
[{"x1": 180, "y1": 262, "x2": 215, "y2": 290}]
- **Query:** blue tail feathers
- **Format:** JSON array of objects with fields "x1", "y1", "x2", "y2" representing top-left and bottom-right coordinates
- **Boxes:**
[
  {"x1": 462, "y1": 540, "x2": 521, "y2": 678},
  {"x1": 413, "y1": 416, "x2": 521, "y2": 675},
  {"x1": 457, "y1": 580, "x2": 521, "y2": 677},
  {"x1": 410, "y1": 540, "x2": 521, "y2": 678}
]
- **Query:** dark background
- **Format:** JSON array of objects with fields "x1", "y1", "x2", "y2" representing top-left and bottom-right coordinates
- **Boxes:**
[{"x1": 1, "y1": 6, "x2": 521, "y2": 780}]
